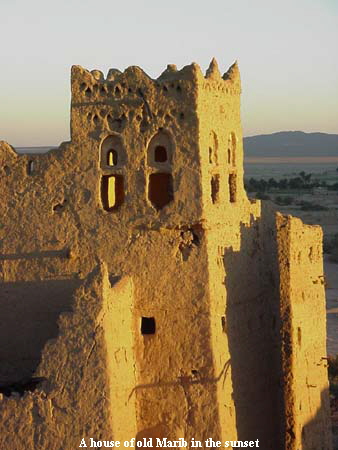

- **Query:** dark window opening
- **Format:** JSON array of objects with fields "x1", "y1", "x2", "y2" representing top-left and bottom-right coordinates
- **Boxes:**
[
  {"x1": 141, "y1": 317, "x2": 156, "y2": 335},
  {"x1": 211, "y1": 174, "x2": 220, "y2": 204},
  {"x1": 230, "y1": 132, "x2": 236, "y2": 167},
  {"x1": 154, "y1": 146, "x2": 168, "y2": 163},
  {"x1": 107, "y1": 149, "x2": 118, "y2": 166},
  {"x1": 221, "y1": 316, "x2": 227, "y2": 333},
  {"x1": 101, "y1": 175, "x2": 124, "y2": 211},
  {"x1": 209, "y1": 147, "x2": 213, "y2": 164},
  {"x1": 27, "y1": 160, "x2": 34, "y2": 175},
  {"x1": 227, "y1": 149, "x2": 231, "y2": 165},
  {"x1": 148, "y1": 173, "x2": 173, "y2": 210},
  {"x1": 229, "y1": 173, "x2": 237, "y2": 203}
]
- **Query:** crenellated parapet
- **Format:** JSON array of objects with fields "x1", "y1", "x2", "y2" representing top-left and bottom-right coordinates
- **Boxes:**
[{"x1": 71, "y1": 59, "x2": 241, "y2": 106}]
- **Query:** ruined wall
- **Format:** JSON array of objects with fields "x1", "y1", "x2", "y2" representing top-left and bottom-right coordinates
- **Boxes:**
[
  {"x1": 277, "y1": 214, "x2": 332, "y2": 450},
  {"x1": 0, "y1": 264, "x2": 118, "y2": 449}
]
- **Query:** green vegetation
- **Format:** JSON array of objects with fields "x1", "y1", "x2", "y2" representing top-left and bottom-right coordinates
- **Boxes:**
[{"x1": 244, "y1": 170, "x2": 338, "y2": 193}]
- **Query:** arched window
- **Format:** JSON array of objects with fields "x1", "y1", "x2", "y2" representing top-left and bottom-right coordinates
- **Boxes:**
[
  {"x1": 107, "y1": 148, "x2": 119, "y2": 167},
  {"x1": 208, "y1": 131, "x2": 218, "y2": 165},
  {"x1": 147, "y1": 131, "x2": 172, "y2": 166},
  {"x1": 228, "y1": 132, "x2": 236, "y2": 167},
  {"x1": 107, "y1": 149, "x2": 118, "y2": 166},
  {"x1": 100, "y1": 135, "x2": 125, "y2": 169},
  {"x1": 100, "y1": 135, "x2": 126, "y2": 211},
  {"x1": 147, "y1": 130, "x2": 174, "y2": 209}
]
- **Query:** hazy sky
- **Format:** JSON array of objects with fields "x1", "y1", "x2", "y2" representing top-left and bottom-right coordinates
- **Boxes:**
[{"x1": 1, "y1": 0, "x2": 337, "y2": 146}]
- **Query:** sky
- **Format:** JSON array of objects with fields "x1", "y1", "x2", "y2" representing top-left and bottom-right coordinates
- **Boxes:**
[{"x1": 0, "y1": 0, "x2": 337, "y2": 146}]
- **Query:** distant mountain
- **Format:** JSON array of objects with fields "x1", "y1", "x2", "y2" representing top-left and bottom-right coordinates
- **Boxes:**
[
  {"x1": 243, "y1": 131, "x2": 338, "y2": 157},
  {"x1": 13, "y1": 132, "x2": 338, "y2": 158}
]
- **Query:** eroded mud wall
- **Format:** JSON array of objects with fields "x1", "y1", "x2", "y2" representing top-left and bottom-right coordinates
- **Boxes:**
[
  {"x1": 0, "y1": 265, "x2": 115, "y2": 449},
  {"x1": 277, "y1": 214, "x2": 332, "y2": 450}
]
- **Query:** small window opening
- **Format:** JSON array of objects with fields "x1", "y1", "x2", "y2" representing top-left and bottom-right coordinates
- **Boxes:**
[
  {"x1": 148, "y1": 173, "x2": 173, "y2": 210},
  {"x1": 101, "y1": 175, "x2": 124, "y2": 211},
  {"x1": 211, "y1": 174, "x2": 220, "y2": 204},
  {"x1": 107, "y1": 149, "x2": 118, "y2": 166},
  {"x1": 297, "y1": 327, "x2": 302, "y2": 346},
  {"x1": 154, "y1": 145, "x2": 167, "y2": 162},
  {"x1": 229, "y1": 173, "x2": 236, "y2": 203},
  {"x1": 221, "y1": 316, "x2": 227, "y2": 333},
  {"x1": 27, "y1": 160, "x2": 34, "y2": 175},
  {"x1": 227, "y1": 149, "x2": 231, "y2": 164},
  {"x1": 141, "y1": 317, "x2": 156, "y2": 335},
  {"x1": 209, "y1": 147, "x2": 213, "y2": 164}
]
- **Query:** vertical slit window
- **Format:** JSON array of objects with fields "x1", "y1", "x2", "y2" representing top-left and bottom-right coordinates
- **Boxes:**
[
  {"x1": 211, "y1": 174, "x2": 220, "y2": 204},
  {"x1": 27, "y1": 161, "x2": 34, "y2": 175},
  {"x1": 107, "y1": 149, "x2": 118, "y2": 166},
  {"x1": 101, "y1": 175, "x2": 124, "y2": 211},
  {"x1": 229, "y1": 173, "x2": 237, "y2": 203}
]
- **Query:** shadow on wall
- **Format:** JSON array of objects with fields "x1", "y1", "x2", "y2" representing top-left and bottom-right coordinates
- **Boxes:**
[
  {"x1": 222, "y1": 201, "x2": 285, "y2": 449},
  {"x1": 302, "y1": 388, "x2": 333, "y2": 450},
  {"x1": 0, "y1": 278, "x2": 80, "y2": 386}
]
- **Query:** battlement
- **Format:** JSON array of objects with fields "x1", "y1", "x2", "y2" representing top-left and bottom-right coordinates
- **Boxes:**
[{"x1": 71, "y1": 59, "x2": 241, "y2": 105}]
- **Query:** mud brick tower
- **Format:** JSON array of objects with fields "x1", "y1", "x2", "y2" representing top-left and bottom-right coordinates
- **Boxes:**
[{"x1": 0, "y1": 59, "x2": 332, "y2": 450}]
